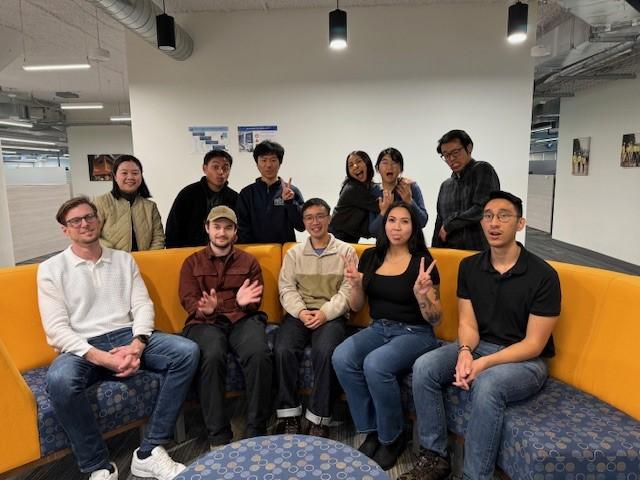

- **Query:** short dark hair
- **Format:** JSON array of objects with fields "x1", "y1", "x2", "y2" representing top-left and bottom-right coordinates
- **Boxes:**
[
  {"x1": 111, "y1": 155, "x2": 152, "y2": 199},
  {"x1": 302, "y1": 198, "x2": 331, "y2": 216},
  {"x1": 204, "y1": 149, "x2": 233, "y2": 167},
  {"x1": 253, "y1": 140, "x2": 285, "y2": 163},
  {"x1": 56, "y1": 196, "x2": 97, "y2": 226},
  {"x1": 376, "y1": 147, "x2": 404, "y2": 171},
  {"x1": 486, "y1": 190, "x2": 523, "y2": 217},
  {"x1": 436, "y1": 129, "x2": 473, "y2": 155}
]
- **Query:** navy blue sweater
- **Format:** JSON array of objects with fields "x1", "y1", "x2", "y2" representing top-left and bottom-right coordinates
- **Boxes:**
[{"x1": 236, "y1": 178, "x2": 304, "y2": 244}]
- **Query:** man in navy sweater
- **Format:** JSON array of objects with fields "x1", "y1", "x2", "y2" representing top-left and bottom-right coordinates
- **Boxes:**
[{"x1": 236, "y1": 140, "x2": 304, "y2": 244}]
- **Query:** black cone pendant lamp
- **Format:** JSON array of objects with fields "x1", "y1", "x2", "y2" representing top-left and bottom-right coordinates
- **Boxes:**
[
  {"x1": 507, "y1": 1, "x2": 528, "y2": 44},
  {"x1": 329, "y1": 1, "x2": 347, "y2": 50},
  {"x1": 156, "y1": 0, "x2": 176, "y2": 51}
]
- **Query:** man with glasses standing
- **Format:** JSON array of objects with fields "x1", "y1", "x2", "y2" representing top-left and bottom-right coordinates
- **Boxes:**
[
  {"x1": 432, "y1": 130, "x2": 500, "y2": 251},
  {"x1": 398, "y1": 191, "x2": 561, "y2": 480},
  {"x1": 166, "y1": 149, "x2": 239, "y2": 247},
  {"x1": 38, "y1": 197, "x2": 199, "y2": 480},
  {"x1": 273, "y1": 198, "x2": 355, "y2": 437}
]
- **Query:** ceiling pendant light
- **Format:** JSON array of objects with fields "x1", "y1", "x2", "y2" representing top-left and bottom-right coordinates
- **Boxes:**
[
  {"x1": 156, "y1": 0, "x2": 176, "y2": 51},
  {"x1": 507, "y1": 1, "x2": 528, "y2": 44},
  {"x1": 329, "y1": 1, "x2": 347, "y2": 50}
]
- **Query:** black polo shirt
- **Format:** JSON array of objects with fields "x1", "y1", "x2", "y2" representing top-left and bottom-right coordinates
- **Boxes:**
[{"x1": 457, "y1": 243, "x2": 561, "y2": 357}]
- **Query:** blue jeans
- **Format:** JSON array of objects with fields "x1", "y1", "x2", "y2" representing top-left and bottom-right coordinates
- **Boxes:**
[
  {"x1": 46, "y1": 327, "x2": 199, "y2": 473},
  {"x1": 412, "y1": 341, "x2": 548, "y2": 480},
  {"x1": 332, "y1": 319, "x2": 438, "y2": 444}
]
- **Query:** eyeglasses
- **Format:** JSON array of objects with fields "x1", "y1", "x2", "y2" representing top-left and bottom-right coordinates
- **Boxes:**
[
  {"x1": 66, "y1": 213, "x2": 98, "y2": 228},
  {"x1": 481, "y1": 212, "x2": 519, "y2": 223},
  {"x1": 210, "y1": 164, "x2": 230, "y2": 173},
  {"x1": 303, "y1": 213, "x2": 329, "y2": 223},
  {"x1": 440, "y1": 146, "x2": 465, "y2": 161}
]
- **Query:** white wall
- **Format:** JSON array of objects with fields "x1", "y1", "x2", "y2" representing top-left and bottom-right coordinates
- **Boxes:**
[
  {"x1": 554, "y1": 77, "x2": 640, "y2": 266},
  {"x1": 0, "y1": 141, "x2": 16, "y2": 267},
  {"x1": 67, "y1": 125, "x2": 133, "y2": 198},
  {"x1": 4, "y1": 166, "x2": 67, "y2": 185},
  {"x1": 127, "y1": 5, "x2": 535, "y2": 242}
]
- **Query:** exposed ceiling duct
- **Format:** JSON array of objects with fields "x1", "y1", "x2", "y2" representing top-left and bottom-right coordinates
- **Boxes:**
[{"x1": 86, "y1": 0, "x2": 193, "y2": 61}]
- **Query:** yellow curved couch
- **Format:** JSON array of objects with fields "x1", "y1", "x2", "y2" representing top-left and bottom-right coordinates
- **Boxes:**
[{"x1": 0, "y1": 245, "x2": 638, "y2": 477}]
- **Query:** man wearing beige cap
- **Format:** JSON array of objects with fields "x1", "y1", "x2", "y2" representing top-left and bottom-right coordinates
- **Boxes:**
[{"x1": 179, "y1": 206, "x2": 272, "y2": 448}]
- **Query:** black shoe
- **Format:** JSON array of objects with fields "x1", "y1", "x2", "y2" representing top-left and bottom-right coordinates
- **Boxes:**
[
  {"x1": 358, "y1": 432, "x2": 380, "y2": 458},
  {"x1": 397, "y1": 448, "x2": 451, "y2": 480},
  {"x1": 245, "y1": 424, "x2": 268, "y2": 438},
  {"x1": 372, "y1": 432, "x2": 407, "y2": 470},
  {"x1": 275, "y1": 416, "x2": 301, "y2": 435},
  {"x1": 308, "y1": 423, "x2": 330, "y2": 438}
]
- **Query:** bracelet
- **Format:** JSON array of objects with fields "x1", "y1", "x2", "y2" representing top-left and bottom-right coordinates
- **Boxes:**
[{"x1": 458, "y1": 345, "x2": 472, "y2": 354}]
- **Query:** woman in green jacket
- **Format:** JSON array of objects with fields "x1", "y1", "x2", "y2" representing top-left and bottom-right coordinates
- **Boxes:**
[{"x1": 94, "y1": 155, "x2": 165, "y2": 251}]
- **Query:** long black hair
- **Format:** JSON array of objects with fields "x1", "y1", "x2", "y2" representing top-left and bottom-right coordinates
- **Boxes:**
[
  {"x1": 362, "y1": 201, "x2": 428, "y2": 289},
  {"x1": 341, "y1": 150, "x2": 374, "y2": 190},
  {"x1": 110, "y1": 155, "x2": 152, "y2": 199}
]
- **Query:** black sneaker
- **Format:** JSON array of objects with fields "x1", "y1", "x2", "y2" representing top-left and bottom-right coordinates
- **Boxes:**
[
  {"x1": 372, "y1": 431, "x2": 407, "y2": 470},
  {"x1": 308, "y1": 423, "x2": 330, "y2": 438},
  {"x1": 358, "y1": 432, "x2": 380, "y2": 458},
  {"x1": 275, "y1": 416, "x2": 301, "y2": 435},
  {"x1": 397, "y1": 448, "x2": 451, "y2": 480}
]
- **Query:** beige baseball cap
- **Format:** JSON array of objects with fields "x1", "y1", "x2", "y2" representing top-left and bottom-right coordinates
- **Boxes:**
[{"x1": 206, "y1": 206, "x2": 237, "y2": 225}]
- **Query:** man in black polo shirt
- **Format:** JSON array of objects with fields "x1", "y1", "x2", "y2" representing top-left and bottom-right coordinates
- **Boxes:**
[{"x1": 399, "y1": 190, "x2": 561, "y2": 480}]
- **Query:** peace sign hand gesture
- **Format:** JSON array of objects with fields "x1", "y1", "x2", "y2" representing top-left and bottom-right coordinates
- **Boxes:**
[
  {"x1": 413, "y1": 257, "x2": 436, "y2": 301},
  {"x1": 281, "y1": 177, "x2": 295, "y2": 202},
  {"x1": 342, "y1": 253, "x2": 363, "y2": 290}
]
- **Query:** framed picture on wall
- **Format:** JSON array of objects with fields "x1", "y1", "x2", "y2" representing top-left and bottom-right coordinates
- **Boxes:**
[
  {"x1": 88, "y1": 154, "x2": 123, "y2": 181},
  {"x1": 620, "y1": 133, "x2": 640, "y2": 168},
  {"x1": 571, "y1": 137, "x2": 590, "y2": 176}
]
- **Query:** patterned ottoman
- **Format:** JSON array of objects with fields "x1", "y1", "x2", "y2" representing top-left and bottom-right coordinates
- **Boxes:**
[{"x1": 176, "y1": 434, "x2": 390, "y2": 480}]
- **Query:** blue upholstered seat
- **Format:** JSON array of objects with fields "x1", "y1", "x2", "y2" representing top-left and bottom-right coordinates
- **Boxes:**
[{"x1": 400, "y1": 373, "x2": 640, "y2": 479}]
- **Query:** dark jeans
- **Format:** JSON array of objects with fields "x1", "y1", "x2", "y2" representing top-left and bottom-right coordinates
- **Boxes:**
[
  {"x1": 273, "y1": 314, "x2": 346, "y2": 425},
  {"x1": 183, "y1": 313, "x2": 272, "y2": 444},
  {"x1": 46, "y1": 328, "x2": 199, "y2": 473}
]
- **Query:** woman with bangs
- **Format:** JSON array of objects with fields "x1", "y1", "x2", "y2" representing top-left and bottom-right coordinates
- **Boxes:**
[
  {"x1": 329, "y1": 150, "x2": 379, "y2": 243},
  {"x1": 332, "y1": 201, "x2": 442, "y2": 471}
]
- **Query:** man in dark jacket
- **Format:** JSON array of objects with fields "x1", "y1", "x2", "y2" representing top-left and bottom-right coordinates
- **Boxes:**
[
  {"x1": 236, "y1": 140, "x2": 304, "y2": 244},
  {"x1": 165, "y1": 149, "x2": 239, "y2": 248}
]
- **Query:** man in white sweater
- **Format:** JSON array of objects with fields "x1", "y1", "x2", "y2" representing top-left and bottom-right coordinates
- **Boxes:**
[
  {"x1": 274, "y1": 198, "x2": 356, "y2": 437},
  {"x1": 37, "y1": 197, "x2": 199, "y2": 480}
]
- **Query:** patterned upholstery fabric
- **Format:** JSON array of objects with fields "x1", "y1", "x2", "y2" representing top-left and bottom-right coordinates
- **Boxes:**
[
  {"x1": 23, "y1": 367, "x2": 162, "y2": 457},
  {"x1": 175, "y1": 434, "x2": 390, "y2": 479},
  {"x1": 401, "y1": 373, "x2": 640, "y2": 478}
]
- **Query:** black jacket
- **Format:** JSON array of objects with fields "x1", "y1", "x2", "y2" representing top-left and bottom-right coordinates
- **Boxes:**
[
  {"x1": 236, "y1": 178, "x2": 304, "y2": 244},
  {"x1": 165, "y1": 177, "x2": 239, "y2": 248},
  {"x1": 329, "y1": 179, "x2": 378, "y2": 242}
]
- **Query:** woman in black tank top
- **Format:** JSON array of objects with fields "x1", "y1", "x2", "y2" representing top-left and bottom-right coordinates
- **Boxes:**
[{"x1": 332, "y1": 201, "x2": 443, "y2": 470}]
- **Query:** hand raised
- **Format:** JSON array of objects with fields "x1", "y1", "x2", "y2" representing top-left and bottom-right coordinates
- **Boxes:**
[
  {"x1": 395, "y1": 178, "x2": 413, "y2": 204},
  {"x1": 378, "y1": 189, "x2": 394, "y2": 216},
  {"x1": 281, "y1": 177, "x2": 295, "y2": 202},
  {"x1": 413, "y1": 257, "x2": 436, "y2": 300},
  {"x1": 236, "y1": 279, "x2": 263, "y2": 307},
  {"x1": 341, "y1": 253, "x2": 363, "y2": 289},
  {"x1": 197, "y1": 288, "x2": 217, "y2": 315}
]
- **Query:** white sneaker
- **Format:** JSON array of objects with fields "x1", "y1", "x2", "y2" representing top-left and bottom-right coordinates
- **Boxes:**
[
  {"x1": 89, "y1": 462, "x2": 118, "y2": 480},
  {"x1": 130, "y1": 446, "x2": 186, "y2": 480}
]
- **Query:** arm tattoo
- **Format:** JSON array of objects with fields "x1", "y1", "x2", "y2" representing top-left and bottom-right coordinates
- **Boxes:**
[{"x1": 419, "y1": 285, "x2": 442, "y2": 325}]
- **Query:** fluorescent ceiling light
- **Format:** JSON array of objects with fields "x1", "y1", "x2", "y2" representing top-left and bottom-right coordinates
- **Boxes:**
[
  {"x1": 110, "y1": 115, "x2": 131, "y2": 122},
  {"x1": 1, "y1": 145, "x2": 60, "y2": 152},
  {"x1": 60, "y1": 103, "x2": 104, "y2": 110},
  {"x1": 0, "y1": 120, "x2": 33, "y2": 128},
  {"x1": 533, "y1": 138, "x2": 558, "y2": 143},
  {"x1": 531, "y1": 125, "x2": 552, "y2": 133},
  {"x1": 2, "y1": 151, "x2": 17, "y2": 154},
  {"x1": 23, "y1": 63, "x2": 91, "y2": 72},
  {"x1": 0, "y1": 136, "x2": 57, "y2": 146}
]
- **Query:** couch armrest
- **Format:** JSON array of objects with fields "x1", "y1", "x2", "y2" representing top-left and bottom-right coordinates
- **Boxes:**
[{"x1": 0, "y1": 338, "x2": 41, "y2": 474}]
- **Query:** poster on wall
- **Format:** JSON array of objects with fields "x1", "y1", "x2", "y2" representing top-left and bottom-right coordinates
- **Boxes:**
[
  {"x1": 238, "y1": 125, "x2": 278, "y2": 152},
  {"x1": 88, "y1": 154, "x2": 123, "y2": 181},
  {"x1": 188, "y1": 126, "x2": 229, "y2": 153},
  {"x1": 620, "y1": 132, "x2": 640, "y2": 168},
  {"x1": 571, "y1": 137, "x2": 590, "y2": 176}
]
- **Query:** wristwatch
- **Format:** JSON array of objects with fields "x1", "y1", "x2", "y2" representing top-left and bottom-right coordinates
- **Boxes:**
[{"x1": 133, "y1": 334, "x2": 150, "y2": 345}]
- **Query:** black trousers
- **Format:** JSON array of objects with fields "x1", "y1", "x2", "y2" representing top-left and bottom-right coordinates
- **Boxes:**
[
  {"x1": 273, "y1": 313, "x2": 346, "y2": 422},
  {"x1": 183, "y1": 314, "x2": 272, "y2": 443}
]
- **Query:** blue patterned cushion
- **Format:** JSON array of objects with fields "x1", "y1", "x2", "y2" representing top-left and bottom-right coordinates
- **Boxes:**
[
  {"x1": 402, "y1": 372, "x2": 640, "y2": 478},
  {"x1": 23, "y1": 366, "x2": 162, "y2": 457}
]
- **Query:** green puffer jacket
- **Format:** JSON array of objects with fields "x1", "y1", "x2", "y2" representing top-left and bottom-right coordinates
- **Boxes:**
[{"x1": 94, "y1": 192, "x2": 165, "y2": 252}]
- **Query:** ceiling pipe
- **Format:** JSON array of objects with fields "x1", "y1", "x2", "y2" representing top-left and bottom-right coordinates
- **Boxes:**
[{"x1": 86, "y1": 0, "x2": 193, "y2": 61}]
